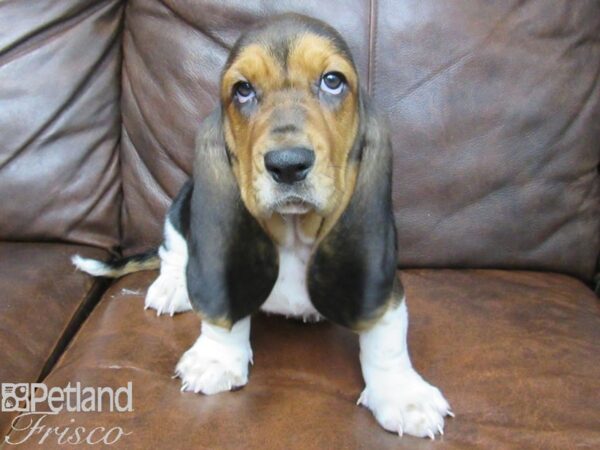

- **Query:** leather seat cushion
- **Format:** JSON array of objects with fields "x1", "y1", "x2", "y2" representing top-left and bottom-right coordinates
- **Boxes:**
[
  {"x1": 8, "y1": 269, "x2": 599, "y2": 449},
  {"x1": 0, "y1": 243, "x2": 107, "y2": 436}
]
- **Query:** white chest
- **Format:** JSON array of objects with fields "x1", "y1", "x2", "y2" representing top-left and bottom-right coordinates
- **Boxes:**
[{"x1": 260, "y1": 218, "x2": 321, "y2": 321}]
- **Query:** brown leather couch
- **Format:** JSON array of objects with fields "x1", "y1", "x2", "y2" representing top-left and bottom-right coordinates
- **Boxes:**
[{"x1": 1, "y1": 1, "x2": 599, "y2": 448}]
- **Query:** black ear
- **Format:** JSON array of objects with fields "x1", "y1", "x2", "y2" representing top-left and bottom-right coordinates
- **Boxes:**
[
  {"x1": 186, "y1": 109, "x2": 278, "y2": 328},
  {"x1": 308, "y1": 95, "x2": 400, "y2": 329}
]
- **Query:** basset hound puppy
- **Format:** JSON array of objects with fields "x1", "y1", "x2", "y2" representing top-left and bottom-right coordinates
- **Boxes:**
[{"x1": 74, "y1": 13, "x2": 452, "y2": 439}]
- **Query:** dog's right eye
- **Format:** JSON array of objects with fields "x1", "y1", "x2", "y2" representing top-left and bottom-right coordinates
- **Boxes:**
[{"x1": 233, "y1": 81, "x2": 256, "y2": 104}]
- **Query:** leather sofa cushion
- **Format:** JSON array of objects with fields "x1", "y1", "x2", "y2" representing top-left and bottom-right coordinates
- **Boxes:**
[
  {"x1": 0, "y1": 243, "x2": 107, "y2": 436},
  {"x1": 119, "y1": 0, "x2": 599, "y2": 280},
  {"x1": 0, "y1": 0, "x2": 123, "y2": 250},
  {"x1": 8, "y1": 269, "x2": 599, "y2": 448}
]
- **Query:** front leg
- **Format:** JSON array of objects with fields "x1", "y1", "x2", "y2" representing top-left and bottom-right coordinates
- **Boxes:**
[
  {"x1": 173, "y1": 111, "x2": 276, "y2": 394},
  {"x1": 358, "y1": 299, "x2": 453, "y2": 439},
  {"x1": 176, "y1": 317, "x2": 252, "y2": 395}
]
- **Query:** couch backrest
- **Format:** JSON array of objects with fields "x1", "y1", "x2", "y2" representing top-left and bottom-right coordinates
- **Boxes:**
[
  {"x1": 2, "y1": 0, "x2": 599, "y2": 281},
  {"x1": 0, "y1": 0, "x2": 123, "y2": 251}
]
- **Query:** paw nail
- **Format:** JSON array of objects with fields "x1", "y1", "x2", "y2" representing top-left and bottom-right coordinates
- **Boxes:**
[
  {"x1": 356, "y1": 392, "x2": 365, "y2": 406},
  {"x1": 427, "y1": 431, "x2": 435, "y2": 440},
  {"x1": 447, "y1": 410, "x2": 455, "y2": 418},
  {"x1": 397, "y1": 427, "x2": 403, "y2": 437},
  {"x1": 437, "y1": 424, "x2": 444, "y2": 436}
]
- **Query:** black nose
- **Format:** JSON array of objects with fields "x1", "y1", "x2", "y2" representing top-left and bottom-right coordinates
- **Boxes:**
[{"x1": 264, "y1": 147, "x2": 315, "y2": 184}]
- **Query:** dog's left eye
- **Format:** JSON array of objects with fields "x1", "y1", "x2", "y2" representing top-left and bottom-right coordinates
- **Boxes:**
[
  {"x1": 233, "y1": 81, "x2": 255, "y2": 103},
  {"x1": 320, "y1": 72, "x2": 345, "y2": 95}
]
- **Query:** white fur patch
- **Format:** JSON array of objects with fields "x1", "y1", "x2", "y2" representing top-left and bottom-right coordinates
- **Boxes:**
[
  {"x1": 145, "y1": 218, "x2": 192, "y2": 316},
  {"x1": 175, "y1": 317, "x2": 252, "y2": 395},
  {"x1": 260, "y1": 216, "x2": 321, "y2": 321},
  {"x1": 358, "y1": 300, "x2": 452, "y2": 439},
  {"x1": 71, "y1": 255, "x2": 113, "y2": 277}
]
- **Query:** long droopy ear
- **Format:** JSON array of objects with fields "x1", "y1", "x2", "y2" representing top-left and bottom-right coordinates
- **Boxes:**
[
  {"x1": 186, "y1": 109, "x2": 278, "y2": 328},
  {"x1": 308, "y1": 95, "x2": 400, "y2": 330}
]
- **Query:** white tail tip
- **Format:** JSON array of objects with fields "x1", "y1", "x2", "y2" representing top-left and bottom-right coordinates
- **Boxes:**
[{"x1": 71, "y1": 254, "x2": 112, "y2": 277}]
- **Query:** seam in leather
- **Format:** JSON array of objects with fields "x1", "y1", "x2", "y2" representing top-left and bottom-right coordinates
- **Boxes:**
[
  {"x1": 36, "y1": 278, "x2": 112, "y2": 383},
  {"x1": 367, "y1": 0, "x2": 377, "y2": 96}
]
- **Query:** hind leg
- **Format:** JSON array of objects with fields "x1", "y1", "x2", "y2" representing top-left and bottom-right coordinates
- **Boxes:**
[
  {"x1": 145, "y1": 181, "x2": 193, "y2": 316},
  {"x1": 144, "y1": 217, "x2": 192, "y2": 316}
]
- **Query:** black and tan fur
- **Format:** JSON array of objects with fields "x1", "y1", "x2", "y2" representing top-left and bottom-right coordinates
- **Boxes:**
[
  {"x1": 78, "y1": 13, "x2": 401, "y2": 329},
  {"x1": 169, "y1": 14, "x2": 400, "y2": 330},
  {"x1": 72, "y1": 14, "x2": 453, "y2": 439}
]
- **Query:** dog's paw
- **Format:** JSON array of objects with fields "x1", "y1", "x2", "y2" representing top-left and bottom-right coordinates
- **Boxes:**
[
  {"x1": 144, "y1": 272, "x2": 191, "y2": 316},
  {"x1": 358, "y1": 370, "x2": 452, "y2": 439},
  {"x1": 174, "y1": 336, "x2": 252, "y2": 395}
]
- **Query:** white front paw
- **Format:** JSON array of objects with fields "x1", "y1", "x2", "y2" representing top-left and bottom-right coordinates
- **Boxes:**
[
  {"x1": 358, "y1": 370, "x2": 452, "y2": 439},
  {"x1": 145, "y1": 272, "x2": 192, "y2": 316},
  {"x1": 175, "y1": 336, "x2": 252, "y2": 395}
]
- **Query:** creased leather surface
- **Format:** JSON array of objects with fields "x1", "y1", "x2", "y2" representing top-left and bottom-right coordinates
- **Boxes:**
[
  {"x1": 8, "y1": 270, "x2": 599, "y2": 449},
  {"x1": 0, "y1": 0, "x2": 124, "y2": 250},
  {"x1": 374, "y1": 0, "x2": 600, "y2": 280},
  {"x1": 119, "y1": 0, "x2": 600, "y2": 280},
  {"x1": 0, "y1": 243, "x2": 107, "y2": 437}
]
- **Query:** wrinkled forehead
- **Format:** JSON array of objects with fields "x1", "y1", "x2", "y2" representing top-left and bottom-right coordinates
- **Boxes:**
[
  {"x1": 225, "y1": 16, "x2": 355, "y2": 70},
  {"x1": 221, "y1": 16, "x2": 357, "y2": 92}
]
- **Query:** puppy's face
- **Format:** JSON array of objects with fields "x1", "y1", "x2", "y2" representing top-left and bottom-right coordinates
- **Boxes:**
[{"x1": 220, "y1": 20, "x2": 360, "y2": 219}]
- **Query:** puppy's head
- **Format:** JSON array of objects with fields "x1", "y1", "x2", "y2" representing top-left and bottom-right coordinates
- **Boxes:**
[{"x1": 220, "y1": 14, "x2": 360, "y2": 219}]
